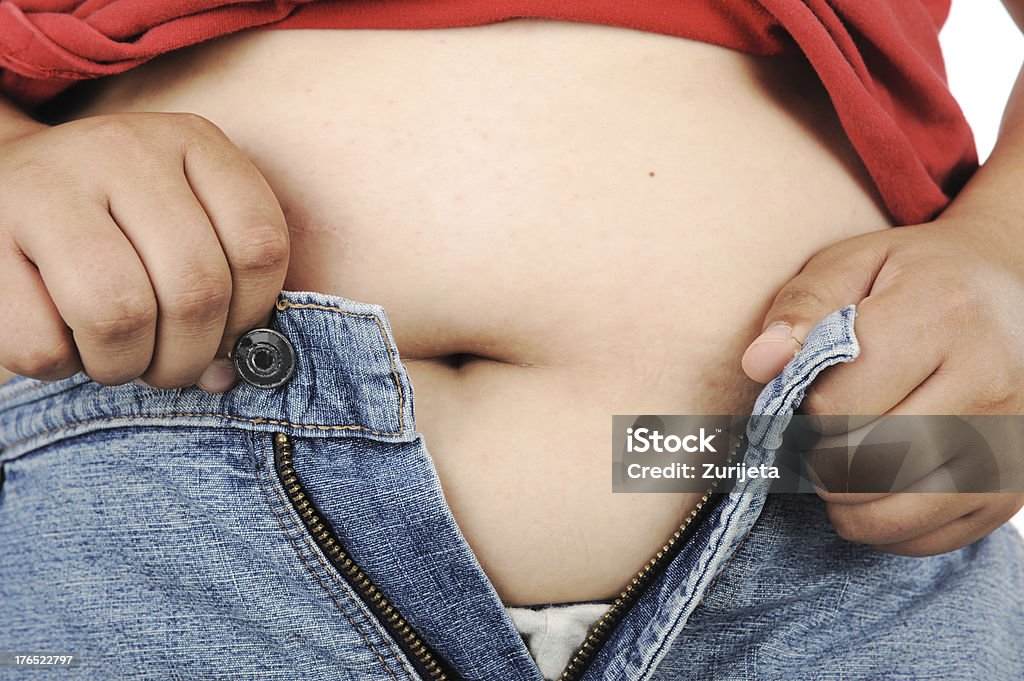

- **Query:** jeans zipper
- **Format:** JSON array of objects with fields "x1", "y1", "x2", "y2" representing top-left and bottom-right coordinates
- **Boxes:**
[
  {"x1": 275, "y1": 430, "x2": 746, "y2": 681},
  {"x1": 556, "y1": 432, "x2": 748, "y2": 681},
  {"x1": 272, "y1": 433, "x2": 460, "y2": 681}
]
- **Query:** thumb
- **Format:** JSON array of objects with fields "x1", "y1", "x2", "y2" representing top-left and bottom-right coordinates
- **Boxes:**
[{"x1": 741, "y1": 235, "x2": 890, "y2": 383}]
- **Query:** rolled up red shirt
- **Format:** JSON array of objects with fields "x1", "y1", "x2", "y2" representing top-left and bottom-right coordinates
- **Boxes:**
[{"x1": 0, "y1": 0, "x2": 977, "y2": 226}]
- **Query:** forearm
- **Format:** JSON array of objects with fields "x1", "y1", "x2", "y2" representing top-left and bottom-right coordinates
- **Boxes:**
[{"x1": 941, "y1": 5, "x2": 1024, "y2": 235}]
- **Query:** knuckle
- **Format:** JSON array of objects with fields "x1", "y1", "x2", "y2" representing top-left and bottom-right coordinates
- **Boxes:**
[
  {"x1": 171, "y1": 112, "x2": 225, "y2": 142},
  {"x1": 71, "y1": 115, "x2": 177, "y2": 174},
  {"x1": 6, "y1": 344, "x2": 76, "y2": 380},
  {"x1": 78, "y1": 292, "x2": 157, "y2": 340},
  {"x1": 174, "y1": 112, "x2": 219, "y2": 131},
  {"x1": 84, "y1": 115, "x2": 149, "y2": 149},
  {"x1": 231, "y1": 225, "x2": 290, "y2": 274},
  {"x1": 772, "y1": 285, "x2": 829, "y2": 317},
  {"x1": 162, "y1": 269, "x2": 232, "y2": 322}
]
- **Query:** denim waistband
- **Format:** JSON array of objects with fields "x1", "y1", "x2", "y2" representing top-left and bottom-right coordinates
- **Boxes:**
[{"x1": 0, "y1": 291, "x2": 418, "y2": 462}]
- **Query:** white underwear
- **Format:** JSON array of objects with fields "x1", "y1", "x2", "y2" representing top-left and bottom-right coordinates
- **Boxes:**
[{"x1": 505, "y1": 601, "x2": 612, "y2": 680}]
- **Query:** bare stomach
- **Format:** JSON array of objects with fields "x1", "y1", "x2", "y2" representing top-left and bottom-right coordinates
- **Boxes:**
[{"x1": 50, "y1": 20, "x2": 891, "y2": 605}]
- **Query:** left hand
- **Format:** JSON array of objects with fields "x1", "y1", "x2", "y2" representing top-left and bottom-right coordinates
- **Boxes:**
[{"x1": 741, "y1": 215, "x2": 1024, "y2": 556}]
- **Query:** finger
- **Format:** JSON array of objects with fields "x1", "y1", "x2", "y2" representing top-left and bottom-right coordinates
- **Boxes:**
[
  {"x1": 809, "y1": 404, "x2": 1004, "y2": 503},
  {"x1": 826, "y1": 491, "x2": 984, "y2": 547},
  {"x1": 807, "y1": 420, "x2": 954, "y2": 503},
  {"x1": 888, "y1": 376, "x2": 1019, "y2": 494},
  {"x1": 865, "y1": 494, "x2": 1023, "y2": 556},
  {"x1": 18, "y1": 208, "x2": 157, "y2": 385},
  {"x1": 109, "y1": 172, "x2": 232, "y2": 389},
  {"x1": 0, "y1": 248, "x2": 82, "y2": 380},
  {"x1": 798, "y1": 286, "x2": 947, "y2": 419},
  {"x1": 181, "y1": 118, "x2": 289, "y2": 360},
  {"x1": 741, "y1": 231, "x2": 892, "y2": 383}
]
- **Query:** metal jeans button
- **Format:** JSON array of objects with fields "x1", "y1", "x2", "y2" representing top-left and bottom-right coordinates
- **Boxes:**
[{"x1": 232, "y1": 329, "x2": 296, "y2": 389}]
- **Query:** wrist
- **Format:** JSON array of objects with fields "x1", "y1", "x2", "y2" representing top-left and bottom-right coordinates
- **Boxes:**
[{"x1": 927, "y1": 206, "x2": 1024, "y2": 281}]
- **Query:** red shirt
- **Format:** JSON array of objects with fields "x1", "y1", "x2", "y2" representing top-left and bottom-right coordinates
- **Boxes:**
[{"x1": 0, "y1": 0, "x2": 976, "y2": 226}]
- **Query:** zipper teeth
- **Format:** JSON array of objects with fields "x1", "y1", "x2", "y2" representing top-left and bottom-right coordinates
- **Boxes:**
[
  {"x1": 272, "y1": 433, "x2": 457, "y2": 681},
  {"x1": 557, "y1": 433, "x2": 749, "y2": 681}
]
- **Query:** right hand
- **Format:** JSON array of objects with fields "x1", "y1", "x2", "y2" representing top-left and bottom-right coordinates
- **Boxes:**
[{"x1": 0, "y1": 112, "x2": 290, "y2": 391}]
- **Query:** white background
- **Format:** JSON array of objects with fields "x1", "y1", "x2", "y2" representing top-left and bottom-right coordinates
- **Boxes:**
[{"x1": 939, "y1": 0, "x2": 1024, "y2": 535}]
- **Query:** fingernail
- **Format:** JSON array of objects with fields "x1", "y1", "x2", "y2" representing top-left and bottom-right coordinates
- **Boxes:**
[
  {"x1": 198, "y1": 359, "x2": 238, "y2": 393},
  {"x1": 752, "y1": 322, "x2": 794, "y2": 345}
]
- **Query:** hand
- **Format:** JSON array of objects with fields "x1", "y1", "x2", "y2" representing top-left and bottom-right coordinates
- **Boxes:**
[
  {"x1": 741, "y1": 217, "x2": 1024, "y2": 556},
  {"x1": 0, "y1": 112, "x2": 289, "y2": 392}
]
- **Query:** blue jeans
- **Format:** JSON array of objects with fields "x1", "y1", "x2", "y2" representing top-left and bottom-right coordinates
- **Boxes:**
[{"x1": 1, "y1": 292, "x2": 1021, "y2": 680}]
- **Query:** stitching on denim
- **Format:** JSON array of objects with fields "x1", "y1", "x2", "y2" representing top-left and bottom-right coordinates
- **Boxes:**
[
  {"x1": 275, "y1": 297, "x2": 406, "y2": 434},
  {"x1": 698, "y1": 530, "x2": 751, "y2": 602},
  {"x1": 255, "y1": 436, "x2": 412, "y2": 681},
  {"x1": 0, "y1": 380, "x2": 60, "y2": 407},
  {"x1": 633, "y1": 528, "x2": 754, "y2": 680},
  {"x1": 2, "y1": 410, "x2": 406, "y2": 454}
]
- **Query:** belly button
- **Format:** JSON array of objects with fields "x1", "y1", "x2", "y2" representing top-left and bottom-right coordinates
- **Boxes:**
[{"x1": 443, "y1": 353, "x2": 473, "y2": 370}]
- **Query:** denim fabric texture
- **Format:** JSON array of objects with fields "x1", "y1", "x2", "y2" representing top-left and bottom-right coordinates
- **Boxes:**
[{"x1": 0, "y1": 293, "x2": 1021, "y2": 680}]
